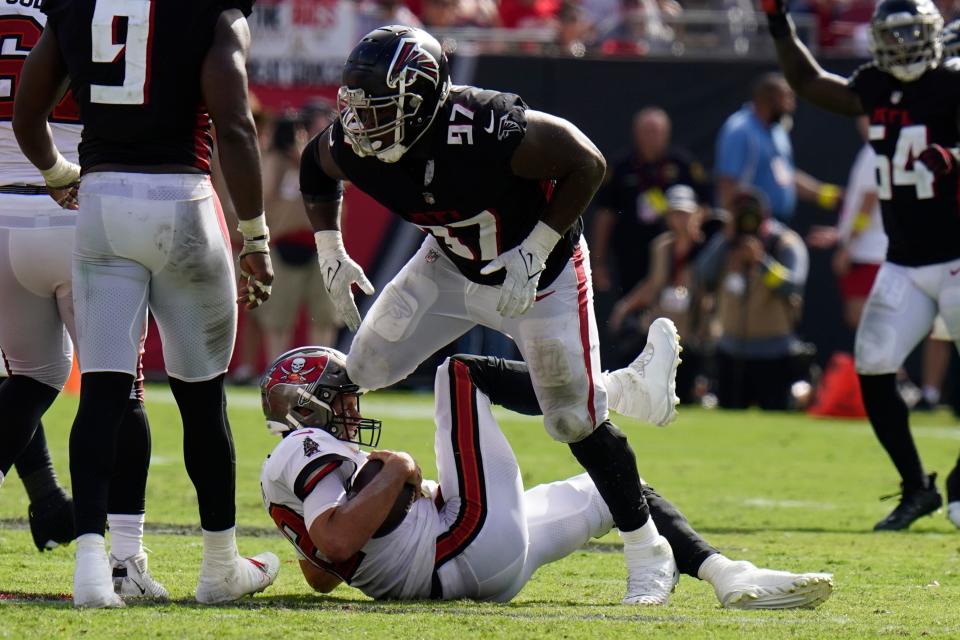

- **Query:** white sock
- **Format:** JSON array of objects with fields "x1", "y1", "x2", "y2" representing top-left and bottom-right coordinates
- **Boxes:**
[
  {"x1": 202, "y1": 527, "x2": 239, "y2": 566},
  {"x1": 76, "y1": 533, "x2": 107, "y2": 554},
  {"x1": 697, "y1": 553, "x2": 736, "y2": 583},
  {"x1": 619, "y1": 517, "x2": 659, "y2": 546},
  {"x1": 602, "y1": 371, "x2": 623, "y2": 412},
  {"x1": 108, "y1": 513, "x2": 144, "y2": 560}
]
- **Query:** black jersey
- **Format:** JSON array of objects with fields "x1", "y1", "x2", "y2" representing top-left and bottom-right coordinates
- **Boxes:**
[
  {"x1": 42, "y1": 0, "x2": 253, "y2": 172},
  {"x1": 321, "y1": 86, "x2": 581, "y2": 289},
  {"x1": 848, "y1": 61, "x2": 960, "y2": 266}
]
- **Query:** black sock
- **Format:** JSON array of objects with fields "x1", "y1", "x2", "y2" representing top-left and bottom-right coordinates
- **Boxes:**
[
  {"x1": 169, "y1": 375, "x2": 236, "y2": 531},
  {"x1": 69, "y1": 372, "x2": 134, "y2": 536},
  {"x1": 859, "y1": 373, "x2": 926, "y2": 491},
  {"x1": 106, "y1": 400, "x2": 151, "y2": 515},
  {"x1": 569, "y1": 422, "x2": 650, "y2": 532},
  {"x1": 15, "y1": 424, "x2": 67, "y2": 504},
  {"x1": 643, "y1": 485, "x2": 718, "y2": 578},
  {"x1": 0, "y1": 375, "x2": 59, "y2": 476}
]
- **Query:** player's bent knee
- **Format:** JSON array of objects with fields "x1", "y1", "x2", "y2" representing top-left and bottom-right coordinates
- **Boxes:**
[{"x1": 544, "y1": 410, "x2": 594, "y2": 443}]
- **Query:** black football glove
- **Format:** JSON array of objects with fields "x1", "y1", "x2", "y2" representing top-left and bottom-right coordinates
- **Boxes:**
[
  {"x1": 918, "y1": 144, "x2": 955, "y2": 176},
  {"x1": 762, "y1": 0, "x2": 792, "y2": 38}
]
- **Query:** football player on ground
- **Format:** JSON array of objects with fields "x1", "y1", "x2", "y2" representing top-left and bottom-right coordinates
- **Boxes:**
[
  {"x1": 0, "y1": 0, "x2": 166, "y2": 600},
  {"x1": 259, "y1": 343, "x2": 833, "y2": 607},
  {"x1": 301, "y1": 25, "x2": 680, "y2": 605},
  {"x1": 763, "y1": 0, "x2": 960, "y2": 530},
  {"x1": 13, "y1": 0, "x2": 277, "y2": 607}
]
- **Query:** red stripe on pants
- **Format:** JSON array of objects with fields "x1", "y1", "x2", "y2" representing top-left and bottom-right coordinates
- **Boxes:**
[
  {"x1": 572, "y1": 247, "x2": 597, "y2": 426},
  {"x1": 435, "y1": 359, "x2": 485, "y2": 565}
]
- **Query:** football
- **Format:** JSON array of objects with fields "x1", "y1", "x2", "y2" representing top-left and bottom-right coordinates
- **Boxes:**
[{"x1": 346, "y1": 458, "x2": 418, "y2": 538}]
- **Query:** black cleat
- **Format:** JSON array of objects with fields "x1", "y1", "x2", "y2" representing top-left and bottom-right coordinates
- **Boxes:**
[
  {"x1": 873, "y1": 473, "x2": 942, "y2": 531},
  {"x1": 28, "y1": 491, "x2": 76, "y2": 552}
]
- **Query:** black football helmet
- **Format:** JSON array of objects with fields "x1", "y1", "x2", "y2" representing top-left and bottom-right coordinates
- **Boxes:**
[
  {"x1": 338, "y1": 25, "x2": 451, "y2": 163},
  {"x1": 943, "y1": 19, "x2": 960, "y2": 58},
  {"x1": 260, "y1": 346, "x2": 381, "y2": 447},
  {"x1": 869, "y1": 0, "x2": 943, "y2": 81}
]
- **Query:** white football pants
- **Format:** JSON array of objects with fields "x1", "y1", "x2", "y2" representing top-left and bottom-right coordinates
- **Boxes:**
[
  {"x1": 349, "y1": 235, "x2": 608, "y2": 444},
  {"x1": 856, "y1": 259, "x2": 960, "y2": 374},
  {"x1": 432, "y1": 357, "x2": 614, "y2": 602},
  {"x1": 74, "y1": 173, "x2": 235, "y2": 381}
]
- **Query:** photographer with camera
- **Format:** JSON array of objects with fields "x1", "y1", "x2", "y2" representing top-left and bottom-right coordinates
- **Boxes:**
[{"x1": 695, "y1": 189, "x2": 809, "y2": 410}]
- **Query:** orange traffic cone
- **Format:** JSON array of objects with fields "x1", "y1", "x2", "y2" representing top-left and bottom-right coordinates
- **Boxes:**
[
  {"x1": 63, "y1": 355, "x2": 81, "y2": 395},
  {"x1": 807, "y1": 352, "x2": 866, "y2": 418}
]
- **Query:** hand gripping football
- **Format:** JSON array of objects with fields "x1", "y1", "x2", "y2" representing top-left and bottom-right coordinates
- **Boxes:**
[{"x1": 346, "y1": 459, "x2": 418, "y2": 538}]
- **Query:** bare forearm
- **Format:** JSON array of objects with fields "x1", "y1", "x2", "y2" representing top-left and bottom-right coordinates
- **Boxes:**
[
  {"x1": 216, "y1": 123, "x2": 263, "y2": 220},
  {"x1": 303, "y1": 200, "x2": 342, "y2": 232},
  {"x1": 13, "y1": 118, "x2": 59, "y2": 171},
  {"x1": 542, "y1": 160, "x2": 605, "y2": 234},
  {"x1": 309, "y1": 461, "x2": 409, "y2": 561},
  {"x1": 768, "y1": 15, "x2": 863, "y2": 116}
]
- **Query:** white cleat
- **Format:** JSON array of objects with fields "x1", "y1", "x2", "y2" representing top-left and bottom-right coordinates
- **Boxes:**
[
  {"x1": 111, "y1": 552, "x2": 169, "y2": 601},
  {"x1": 622, "y1": 535, "x2": 679, "y2": 605},
  {"x1": 712, "y1": 560, "x2": 833, "y2": 610},
  {"x1": 607, "y1": 317, "x2": 681, "y2": 426},
  {"x1": 196, "y1": 552, "x2": 280, "y2": 604},
  {"x1": 948, "y1": 502, "x2": 960, "y2": 529},
  {"x1": 74, "y1": 540, "x2": 125, "y2": 609}
]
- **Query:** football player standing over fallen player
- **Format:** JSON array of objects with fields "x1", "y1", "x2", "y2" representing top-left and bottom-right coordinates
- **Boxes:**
[
  {"x1": 14, "y1": 0, "x2": 278, "y2": 607},
  {"x1": 763, "y1": 0, "x2": 960, "y2": 530},
  {"x1": 0, "y1": 0, "x2": 168, "y2": 602},
  {"x1": 259, "y1": 346, "x2": 833, "y2": 608},
  {"x1": 301, "y1": 25, "x2": 682, "y2": 604}
]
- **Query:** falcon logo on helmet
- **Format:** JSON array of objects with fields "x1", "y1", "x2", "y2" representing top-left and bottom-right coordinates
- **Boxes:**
[
  {"x1": 387, "y1": 38, "x2": 441, "y2": 89},
  {"x1": 869, "y1": 0, "x2": 944, "y2": 82},
  {"x1": 338, "y1": 25, "x2": 451, "y2": 163},
  {"x1": 260, "y1": 346, "x2": 381, "y2": 447}
]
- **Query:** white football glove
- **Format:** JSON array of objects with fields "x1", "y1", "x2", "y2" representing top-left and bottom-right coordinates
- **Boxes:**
[
  {"x1": 315, "y1": 230, "x2": 375, "y2": 332},
  {"x1": 480, "y1": 221, "x2": 562, "y2": 318}
]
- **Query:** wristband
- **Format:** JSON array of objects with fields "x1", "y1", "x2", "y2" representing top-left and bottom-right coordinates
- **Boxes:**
[
  {"x1": 39, "y1": 152, "x2": 81, "y2": 189},
  {"x1": 762, "y1": 257, "x2": 790, "y2": 289},
  {"x1": 851, "y1": 211, "x2": 871, "y2": 233},
  {"x1": 238, "y1": 212, "x2": 270, "y2": 257},
  {"x1": 524, "y1": 221, "x2": 563, "y2": 260},
  {"x1": 816, "y1": 184, "x2": 841, "y2": 210},
  {"x1": 314, "y1": 229, "x2": 346, "y2": 256}
]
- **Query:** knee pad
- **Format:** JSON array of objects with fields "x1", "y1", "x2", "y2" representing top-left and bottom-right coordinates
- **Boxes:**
[
  {"x1": 346, "y1": 337, "x2": 408, "y2": 392},
  {"x1": 544, "y1": 409, "x2": 595, "y2": 443}
]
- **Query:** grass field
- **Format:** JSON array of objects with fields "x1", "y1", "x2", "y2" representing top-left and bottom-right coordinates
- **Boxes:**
[{"x1": 2, "y1": 386, "x2": 960, "y2": 639}]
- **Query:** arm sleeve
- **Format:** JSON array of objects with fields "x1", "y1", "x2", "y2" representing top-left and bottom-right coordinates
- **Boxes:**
[
  {"x1": 300, "y1": 134, "x2": 343, "y2": 204},
  {"x1": 714, "y1": 124, "x2": 750, "y2": 181}
]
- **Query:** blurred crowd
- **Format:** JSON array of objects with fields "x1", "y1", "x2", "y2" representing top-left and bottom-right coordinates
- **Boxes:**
[
  {"x1": 590, "y1": 72, "x2": 954, "y2": 414},
  {"x1": 352, "y1": 0, "x2": 960, "y2": 56}
]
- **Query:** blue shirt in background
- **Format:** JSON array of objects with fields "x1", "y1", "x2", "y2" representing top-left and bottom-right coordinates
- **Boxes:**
[{"x1": 715, "y1": 105, "x2": 796, "y2": 222}]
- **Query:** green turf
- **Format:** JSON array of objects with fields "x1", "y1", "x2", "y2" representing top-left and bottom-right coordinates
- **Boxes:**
[{"x1": 2, "y1": 386, "x2": 960, "y2": 638}]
